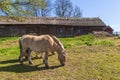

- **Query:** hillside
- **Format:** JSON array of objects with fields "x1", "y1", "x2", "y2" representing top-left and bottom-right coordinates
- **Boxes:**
[{"x1": 0, "y1": 35, "x2": 120, "y2": 80}]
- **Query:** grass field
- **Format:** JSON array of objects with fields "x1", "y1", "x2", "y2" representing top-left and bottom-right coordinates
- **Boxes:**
[{"x1": 1, "y1": 35, "x2": 120, "y2": 80}]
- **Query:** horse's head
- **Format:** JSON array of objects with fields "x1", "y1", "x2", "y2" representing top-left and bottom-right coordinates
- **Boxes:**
[
  {"x1": 58, "y1": 50, "x2": 66, "y2": 66},
  {"x1": 50, "y1": 35, "x2": 66, "y2": 66}
]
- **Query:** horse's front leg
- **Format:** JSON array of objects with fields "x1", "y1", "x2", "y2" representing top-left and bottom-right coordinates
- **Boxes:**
[{"x1": 43, "y1": 52, "x2": 49, "y2": 68}]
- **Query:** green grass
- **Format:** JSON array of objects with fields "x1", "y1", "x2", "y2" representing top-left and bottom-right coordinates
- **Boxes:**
[{"x1": 0, "y1": 35, "x2": 120, "y2": 80}]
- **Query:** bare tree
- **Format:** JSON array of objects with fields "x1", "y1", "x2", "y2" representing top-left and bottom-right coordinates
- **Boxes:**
[
  {"x1": 54, "y1": 0, "x2": 73, "y2": 17},
  {"x1": 54, "y1": 0, "x2": 82, "y2": 18},
  {"x1": 72, "y1": 6, "x2": 82, "y2": 18},
  {"x1": 36, "y1": 0, "x2": 52, "y2": 16}
]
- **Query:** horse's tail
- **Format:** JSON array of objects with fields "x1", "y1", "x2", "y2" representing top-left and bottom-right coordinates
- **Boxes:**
[
  {"x1": 19, "y1": 37, "x2": 23, "y2": 56},
  {"x1": 19, "y1": 37, "x2": 23, "y2": 62},
  {"x1": 19, "y1": 37, "x2": 22, "y2": 50}
]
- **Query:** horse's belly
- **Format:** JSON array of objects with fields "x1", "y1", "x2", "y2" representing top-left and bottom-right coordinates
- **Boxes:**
[
  {"x1": 30, "y1": 45, "x2": 53, "y2": 53},
  {"x1": 30, "y1": 46, "x2": 44, "y2": 52},
  {"x1": 29, "y1": 39, "x2": 54, "y2": 52}
]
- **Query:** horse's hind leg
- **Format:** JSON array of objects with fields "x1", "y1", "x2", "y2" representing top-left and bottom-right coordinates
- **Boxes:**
[
  {"x1": 26, "y1": 48, "x2": 33, "y2": 64},
  {"x1": 19, "y1": 55, "x2": 23, "y2": 64},
  {"x1": 43, "y1": 52, "x2": 49, "y2": 68},
  {"x1": 19, "y1": 51, "x2": 25, "y2": 64}
]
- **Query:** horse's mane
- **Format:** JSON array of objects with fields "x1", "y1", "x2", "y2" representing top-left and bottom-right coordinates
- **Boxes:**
[{"x1": 49, "y1": 35, "x2": 65, "y2": 51}]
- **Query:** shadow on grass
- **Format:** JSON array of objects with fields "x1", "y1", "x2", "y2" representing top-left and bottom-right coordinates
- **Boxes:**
[
  {"x1": 0, "y1": 59, "x2": 18, "y2": 64},
  {"x1": 0, "y1": 58, "x2": 63, "y2": 73},
  {"x1": 0, "y1": 53, "x2": 55, "y2": 64}
]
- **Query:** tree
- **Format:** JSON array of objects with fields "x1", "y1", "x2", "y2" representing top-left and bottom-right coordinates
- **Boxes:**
[
  {"x1": 0, "y1": 0, "x2": 46, "y2": 16},
  {"x1": 33, "y1": 0, "x2": 52, "y2": 17},
  {"x1": 72, "y1": 6, "x2": 82, "y2": 18},
  {"x1": 0, "y1": 0, "x2": 82, "y2": 17},
  {"x1": 54, "y1": 0, "x2": 82, "y2": 18},
  {"x1": 0, "y1": 0, "x2": 13, "y2": 15},
  {"x1": 54, "y1": 0, "x2": 73, "y2": 17}
]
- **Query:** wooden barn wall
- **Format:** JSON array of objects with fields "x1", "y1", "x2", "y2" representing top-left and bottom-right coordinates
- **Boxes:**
[
  {"x1": 74, "y1": 26, "x2": 104, "y2": 35},
  {"x1": 0, "y1": 25, "x2": 105, "y2": 37},
  {"x1": 0, "y1": 26, "x2": 9, "y2": 36}
]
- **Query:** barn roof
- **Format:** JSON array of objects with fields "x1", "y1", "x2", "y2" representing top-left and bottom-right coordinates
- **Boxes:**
[{"x1": 0, "y1": 16, "x2": 106, "y2": 26}]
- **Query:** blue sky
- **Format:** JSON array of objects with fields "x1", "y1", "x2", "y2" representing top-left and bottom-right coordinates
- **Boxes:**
[{"x1": 71, "y1": 0, "x2": 120, "y2": 32}]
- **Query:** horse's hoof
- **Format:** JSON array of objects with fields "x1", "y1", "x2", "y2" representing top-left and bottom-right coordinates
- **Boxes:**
[
  {"x1": 29, "y1": 61, "x2": 34, "y2": 65},
  {"x1": 45, "y1": 64, "x2": 49, "y2": 69},
  {"x1": 19, "y1": 60, "x2": 23, "y2": 64},
  {"x1": 43, "y1": 60, "x2": 45, "y2": 64},
  {"x1": 45, "y1": 66, "x2": 49, "y2": 69},
  {"x1": 20, "y1": 62, "x2": 23, "y2": 65},
  {"x1": 61, "y1": 63, "x2": 65, "y2": 66}
]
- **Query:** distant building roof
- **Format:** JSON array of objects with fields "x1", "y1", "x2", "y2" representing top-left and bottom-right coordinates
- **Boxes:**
[{"x1": 0, "y1": 16, "x2": 106, "y2": 26}]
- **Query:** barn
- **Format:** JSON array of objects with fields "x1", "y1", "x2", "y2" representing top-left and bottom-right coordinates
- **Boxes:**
[{"x1": 0, "y1": 16, "x2": 112, "y2": 37}]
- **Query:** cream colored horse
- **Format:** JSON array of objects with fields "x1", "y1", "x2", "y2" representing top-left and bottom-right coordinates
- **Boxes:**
[{"x1": 19, "y1": 34, "x2": 66, "y2": 68}]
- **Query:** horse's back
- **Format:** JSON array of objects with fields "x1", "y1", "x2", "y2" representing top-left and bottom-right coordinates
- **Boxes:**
[
  {"x1": 32, "y1": 35, "x2": 54, "y2": 48},
  {"x1": 20, "y1": 34, "x2": 55, "y2": 52}
]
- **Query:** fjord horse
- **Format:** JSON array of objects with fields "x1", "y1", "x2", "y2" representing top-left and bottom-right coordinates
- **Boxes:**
[{"x1": 19, "y1": 34, "x2": 66, "y2": 68}]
